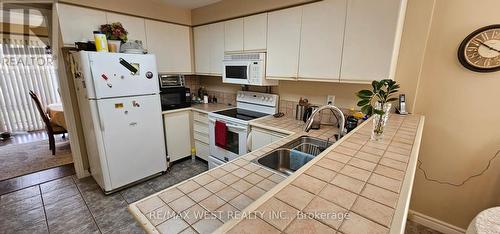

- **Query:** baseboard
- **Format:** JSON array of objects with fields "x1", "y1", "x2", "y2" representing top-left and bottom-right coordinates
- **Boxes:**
[{"x1": 408, "y1": 210, "x2": 466, "y2": 234}]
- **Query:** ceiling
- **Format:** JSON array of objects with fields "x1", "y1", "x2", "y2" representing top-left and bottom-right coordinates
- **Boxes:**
[{"x1": 160, "y1": 0, "x2": 222, "y2": 9}]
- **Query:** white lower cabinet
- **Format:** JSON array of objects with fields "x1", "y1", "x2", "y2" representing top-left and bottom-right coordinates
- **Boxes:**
[
  {"x1": 163, "y1": 110, "x2": 192, "y2": 163},
  {"x1": 249, "y1": 127, "x2": 288, "y2": 152},
  {"x1": 192, "y1": 111, "x2": 210, "y2": 161}
]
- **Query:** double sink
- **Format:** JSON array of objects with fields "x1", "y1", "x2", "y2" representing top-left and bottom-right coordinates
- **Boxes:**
[{"x1": 252, "y1": 136, "x2": 333, "y2": 176}]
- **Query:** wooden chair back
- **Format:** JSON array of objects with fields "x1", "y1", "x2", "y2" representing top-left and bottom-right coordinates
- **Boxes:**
[{"x1": 29, "y1": 90, "x2": 53, "y2": 133}]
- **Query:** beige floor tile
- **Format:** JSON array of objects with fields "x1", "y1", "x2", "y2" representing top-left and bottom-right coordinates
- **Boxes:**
[
  {"x1": 361, "y1": 184, "x2": 398, "y2": 208},
  {"x1": 137, "y1": 196, "x2": 165, "y2": 214},
  {"x1": 158, "y1": 188, "x2": 184, "y2": 204},
  {"x1": 305, "y1": 165, "x2": 337, "y2": 182},
  {"x1": 317, "y1": 158, "x2": 345, "y2": 172},
  {"x1": 244, "y1": 173, "x2": 265, "y2": 185},
  {"x1": 244, "y1": 186, "x2": 266, "y2": 200},
  {"x1": 257, "y1": 197, "x2": 298, "y2": 231},
  {"x1": 193, "y1": 173, "x2": 216, "y2": 186},
  {"x1": 339, "y1": 165, "x2": 372, "y2": 182},
  {"x1": 230, "y1": 179, "x2": 253, "y2": 193},
  {"x1": 284, "y1": 216, "x2": 337, "y2": 234},
  {"x1": 368, "y1": 174, "x2": 402, "y2": 193},
  {"x1": 168, "y1": 196, "x2": 196, "y2": 213},
  {"x1": 339, "y1": 212, "x2": 388, "y2": 234},
  {"x1": 303, "y1": 196, "x2": 348, "y2": 229},
  {"x1": 275, "y1": 185, "x2": 315, "y2": 210},
  {"x1": 179, "y1": 227, "x2": 197, "y2": 234},
  {"x1": 256, "y1": 179, "x2": 277, "y2": 191},
  {"x1": 347, "y1": 157, "x2": 377, "y2": 171},
  {"x1": 177, "y1": 180, "x2": 200, "y2": 194},
  {"x1": 227, "y1": 218, "x2": 280, "y2": 234},
  {"x1": 219, "y1": 173, "x2": 239, "y2": 185},
  {"x1": 318, "y1": 184, "x2": 357, "y2": 209},
  {"x1": 204, "y1": 180, "x2": 226, "y2": 193},
  {"x1": 216, "y1": 187, "x2": 240, "y2": 202},
  {"x1": 330, "y1": 174, "x2": 365, "y2": 193},
  {"x1": 351, "y1": 197, "x2": 394, "y2": 227},
  {"x1": 291, "y1": 174, "x2": 327, "y2": 195},
  {"x1": 192, "y1": 217, "x2": 223, "y2": 234},
  {"x1": 229, "y1": 194, "x2": 253, "y2": 210},
  {"x1": 156, "y1": 216, "x2": 189, "y2": 234}
]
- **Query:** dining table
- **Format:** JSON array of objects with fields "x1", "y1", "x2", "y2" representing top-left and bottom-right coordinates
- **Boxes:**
[{"x1": 46, "y1": 103, "x2": 66, "y2": 129}]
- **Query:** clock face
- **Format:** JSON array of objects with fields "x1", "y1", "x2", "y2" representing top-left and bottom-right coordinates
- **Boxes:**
[{"x1": 458, "y1": 25, "x2": 500, "y2": 72}]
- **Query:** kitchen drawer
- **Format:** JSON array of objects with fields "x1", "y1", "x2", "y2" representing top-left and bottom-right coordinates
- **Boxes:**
[
  {"x1": 194, "y1": 132, "x2": 209, "y2": 144},
  {"x1": 195, "y1": 141, "x2": 209, "y2": 161},
  {"x1": 193, "y1": 121, "x2": 209, "y2": 134},
  {"x1": 193, "y1": 111, "x2": 208, "y2": 124}
]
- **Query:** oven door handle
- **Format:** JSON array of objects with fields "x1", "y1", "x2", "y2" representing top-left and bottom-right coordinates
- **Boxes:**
[
  {"x1": 247, "y1": 129, "x2": 252, "y2": 153},
  {"x1": 208, "y1": 118, "x2": 247, "y2": 131}
]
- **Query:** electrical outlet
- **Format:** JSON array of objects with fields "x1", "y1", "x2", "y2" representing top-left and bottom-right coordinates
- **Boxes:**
[{"x1": 327, "y1": 95, "x2": 335, "y2": 105}]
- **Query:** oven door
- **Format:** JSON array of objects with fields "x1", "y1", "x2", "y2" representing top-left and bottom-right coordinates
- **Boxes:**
[
  {"x1": 208, "y1": 117, "x2": 248, "y2": 163},
  {"x1": 159, "y1": 87, "x2": 188, "y2": 110},
  {"x1": 222, "y1": 61, "x2": 251, "y2": 85}
]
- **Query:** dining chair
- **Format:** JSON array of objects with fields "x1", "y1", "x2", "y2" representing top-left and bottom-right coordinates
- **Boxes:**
[{"x1": 29, "y1": 90, "x2": 67, "y2": 155}]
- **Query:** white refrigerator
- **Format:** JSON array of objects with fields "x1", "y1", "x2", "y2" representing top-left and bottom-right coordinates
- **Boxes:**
[{"x1": 71, "y1": 51, "x2": 167, "y2": 193}]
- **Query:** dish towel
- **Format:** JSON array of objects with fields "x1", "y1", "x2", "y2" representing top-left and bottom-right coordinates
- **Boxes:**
[
  {"x1": 215, "y1": 120, "x2": 228, "y2": 149},
  {"x1": 289, "y1": 149, "x2": 314, "y2": 171}
]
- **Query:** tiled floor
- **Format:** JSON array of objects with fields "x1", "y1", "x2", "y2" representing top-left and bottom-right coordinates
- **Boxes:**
[{"x1": 0, "y1": 158, "x2": 208, "y2": 233}]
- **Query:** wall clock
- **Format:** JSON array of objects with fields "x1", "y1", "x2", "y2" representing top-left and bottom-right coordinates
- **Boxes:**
[{"x1": 458, "y1": 24, "x2": 500, "y2": 72}]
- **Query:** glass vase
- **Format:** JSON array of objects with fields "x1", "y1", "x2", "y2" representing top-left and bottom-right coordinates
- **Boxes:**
[{"x1": 371, "y1": 102, "x2": 391, "y2": 141}]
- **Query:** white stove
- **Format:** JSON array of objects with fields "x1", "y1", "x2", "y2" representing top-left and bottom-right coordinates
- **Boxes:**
[{"x1": 208, "y1": 91, "x2": 279, "y2": 169}]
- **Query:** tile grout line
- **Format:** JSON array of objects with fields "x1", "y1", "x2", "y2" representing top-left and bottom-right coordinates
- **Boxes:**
[
  {"x1": 71, "y1": 176, "x2": 104, "y2": 234},
  {"x1": 38, "y1": 185, "x2": 51, "y2": 233}
]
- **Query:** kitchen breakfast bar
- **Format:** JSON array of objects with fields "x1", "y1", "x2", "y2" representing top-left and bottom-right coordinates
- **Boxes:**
[{"x1": 128, "y1": 112, "x2": 424, "y2": 234}]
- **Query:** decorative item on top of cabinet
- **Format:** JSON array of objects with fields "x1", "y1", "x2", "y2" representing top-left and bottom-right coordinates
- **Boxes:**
[
  {"x1": 100, "y1": 22, "x2": 128, "y2": 53},
  {"x1": 356, "y1": 79, "x2": 400, "y2": 141},
  {"x1": 457, "y1": 24, "x2": 500, "y2": 73},
  {"x1": 106, "y1": 12, "x2": 148, "y2": 49}
]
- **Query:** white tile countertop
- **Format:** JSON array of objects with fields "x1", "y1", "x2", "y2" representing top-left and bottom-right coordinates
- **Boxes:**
[{"x1": 129, "y1": 113, "x2": 424, "y2": 234}]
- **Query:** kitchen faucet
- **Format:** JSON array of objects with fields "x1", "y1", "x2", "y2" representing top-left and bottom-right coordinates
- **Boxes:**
[{"x1": 304, "y1": 104, "x2": 346, "y2": 145}]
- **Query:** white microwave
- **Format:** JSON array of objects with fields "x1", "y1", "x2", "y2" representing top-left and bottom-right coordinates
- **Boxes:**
[{"x1": 222, "y1": 52, "x2": 278, "y2": 86}]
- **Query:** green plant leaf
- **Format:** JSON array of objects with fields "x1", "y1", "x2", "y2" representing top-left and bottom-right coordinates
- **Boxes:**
[
  {"x1": 387, "y1": 97, "x2": 398, "y2": 102},
  {"x1": 373, "y1": 109, "x2": 385, "y2": 115},
  {"x1": 357, "y1": 90, "x2": 373, "y2": 98},
  {"x1": 357, "y1": 99, "x2": 370, "y2": 106}
]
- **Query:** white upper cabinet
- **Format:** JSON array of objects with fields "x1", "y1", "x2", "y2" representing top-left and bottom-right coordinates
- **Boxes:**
[
  {"x1": 106, "y1": 13, "x2": 147, "y2": 49},
  {"x1": 224, "y1": 19, "x2": 244, "y2": 52},
  {"x1": 194, "y1": 25, "x2": 211, "y2": 74},
  {"x1": 266, "y1": 6, "x2": 303, "y2": 79},
  {"x1": 298, "y1": 0, "x2": 346, "y2": 81},
  {"x1": 145, "y1": 20, "x2": 192, "y2": 73},
  {"x1": 243, "y1": 13, "x2": 267, "y2": 51},
  {"x1": 57, "y1": 4, "x2": 106, "y2": 46},
  {"x1": 341, "y1": 0, "x2": 406, "y2": 82},
  {"x1": 209, "y1": 22, "x2": 225, "y2": 74},
  {"x1": 194, "y1": 23, "x2": 224, "y2": 75}
]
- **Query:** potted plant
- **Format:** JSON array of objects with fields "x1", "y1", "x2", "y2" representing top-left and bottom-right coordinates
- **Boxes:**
[
  {"x1": 100, "y1": 22, "x2": 128, "y2": 52},
  {"x1": 356, "y1": 79, "x2": 400, "y2": 141}
]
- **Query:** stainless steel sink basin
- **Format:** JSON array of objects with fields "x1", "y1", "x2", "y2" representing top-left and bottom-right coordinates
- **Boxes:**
[{"x1": 252, "y1": 136, "x2": 333, "y2": 176}]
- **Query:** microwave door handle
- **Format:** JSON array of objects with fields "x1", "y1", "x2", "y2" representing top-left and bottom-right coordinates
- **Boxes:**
[{"x1": 246, "y1": 63, "x2": 251, "y2": 82}]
